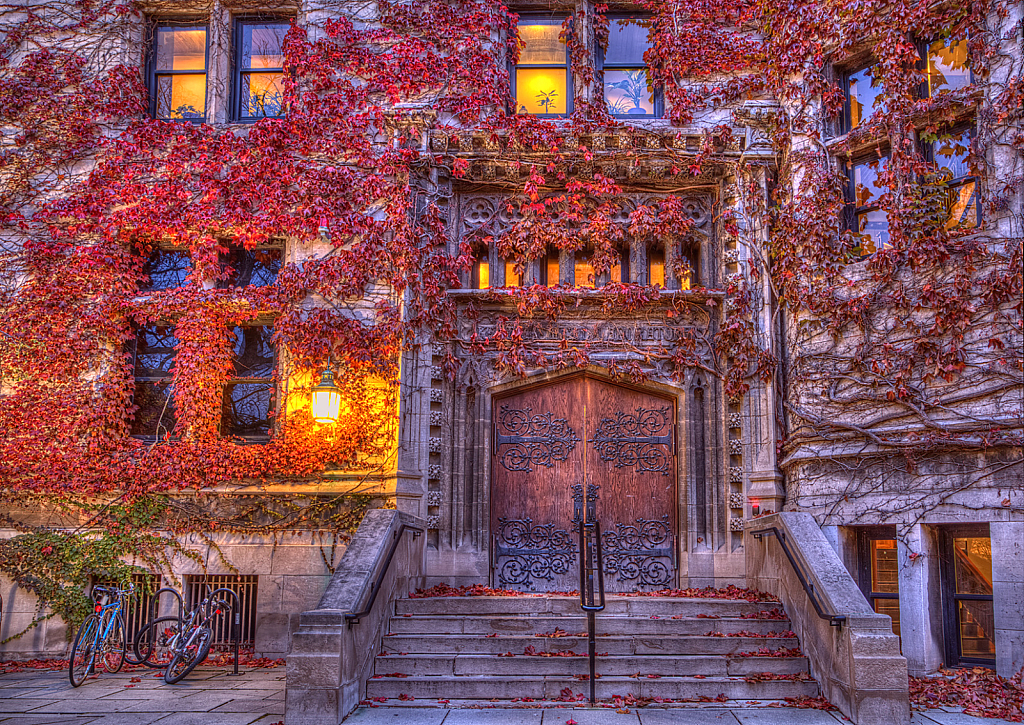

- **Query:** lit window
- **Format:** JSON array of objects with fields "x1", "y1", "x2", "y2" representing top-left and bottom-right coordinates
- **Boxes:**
[
  {"x1": 235, "y1": 20, "x2": 288, "y2": 120},
  {"x1": 849, "y1": 154, "x2": 890, "y2": 254},
  {"x1": 218, "y1": 245, "x2": 282, "y2": 288},
  {"x1": 140, "y1": 248, "x2": 192, "y2": 291},
  {"x1": 151, "y1": 25, "x2": 208, "y2": 120},
  {"x1": 514, "y1": 20, "x2": 570, "y2": 116},
  {"x1": 926, "y1": 38, "x2": 971, "y2": 96},
  {"x1": 930, "y1": 129, "x2": 979, "y2": 230},
  {"x1": 222, "y1": 326, "x2": 275, "y2": 438},
  {"x1": 131, "y1": 326, "x2": 178, "y2": 438},
  {"x1": 602, "y1": 18, "x2": 658, "y2": 117},
  {"x1": 868, "y1": 539, "x2": 901, "y2": 636},
  {"x1": 846, "y1": 64, "x2": 882, "y2": 131},
  {"x1": 574, "y1": 249, "x2": 627, "y2": 288}
]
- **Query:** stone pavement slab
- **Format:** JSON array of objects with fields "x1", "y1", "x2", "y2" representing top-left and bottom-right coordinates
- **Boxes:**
[
  {"x1": 916, "y1": 714, "x2": 1024, "y2": 725},
  {"x1": 343, "y1": 707, "x2": 447, "y2": 725},
  {"x1": 637, "y1": 710, "x2": 741, "y2": 724},
  {"x1": 445, "y1": 710, "x2": 543, "y2": 724},
  {"x1": 539, "y1": 709, "x2": 641, "y2": 724},
  {"x1": 732, "y1": 711, "x2": 843, "y2": 724}
]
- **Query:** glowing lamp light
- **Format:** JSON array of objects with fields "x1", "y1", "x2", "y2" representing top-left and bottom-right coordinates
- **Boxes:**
[{"x1": 310, "y1": 364, "x2": 342, "y2": 425}]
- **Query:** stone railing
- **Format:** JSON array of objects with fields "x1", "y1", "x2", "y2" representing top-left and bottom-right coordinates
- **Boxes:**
[
  {"x1": 745, "y1": 512, "x2": 910, "y2": 725},
  {"x1": 285, "y1": 509, "x2": 426, "y2": 725}
]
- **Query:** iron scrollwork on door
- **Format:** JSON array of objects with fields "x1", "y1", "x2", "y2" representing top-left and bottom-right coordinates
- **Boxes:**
[
  {"x1": 494, "y1": 518, "x2": 577, "y2": 590},
  {"x1": 590, "y1": 406, "x2": 673, "y2": 475},
  {"x1": 602, "y1": 516, "x2": 675, "y2": 589},
  {"x1": 495, "y1": 405, "x2": 581, "y2": 473}
]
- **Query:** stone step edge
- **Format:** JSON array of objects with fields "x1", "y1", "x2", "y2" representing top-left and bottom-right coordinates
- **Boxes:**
[
  {"x1": 368, "y1": 675, "x2": 815, "y2": 683},
  {"x1": 356, "y1": 700, "x2": 815, "y2": 709},
  {"x1": 382, "y1": 634, "x2": 798, "y2": 641},
  {"x1": 390, "y1": 614, "x2": 790, "y2": 621}
]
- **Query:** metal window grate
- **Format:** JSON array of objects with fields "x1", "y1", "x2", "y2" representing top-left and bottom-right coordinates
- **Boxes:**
[
  {"x1": 94, "y1": 573, "x2": 161, "y2": 642},
  {"x1": 184, "y1": 575, "x2": 258, "y2": 648}
]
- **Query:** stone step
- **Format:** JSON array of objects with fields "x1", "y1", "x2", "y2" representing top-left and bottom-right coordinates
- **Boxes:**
[
  {"x1": 374, "y1": 654, "x2": 810, "y2": 678},
  {"x1": 365, "y1": 674, "x2": 819, "y2": 701},
  {"x1": 379, "y1": 633, "x2": 800, "y2": 656},
  {"x1": 387, "y1": 615, "x2": 790, "y2": 636},
  {"x1": 396, "y1": 596, "x2": 776, "y2": 618}
]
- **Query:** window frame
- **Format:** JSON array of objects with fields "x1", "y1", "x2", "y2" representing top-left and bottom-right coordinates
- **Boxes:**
[
  {"x1": 130, "y1": 324, "x2": 179, "y2": 440},
  {"x1": 923, "y1": 125, "x2": 981, "y2": 232},
  {"x1": 856, "y1": 526, "x2": 901, "y2": 636},
  {"x1": 232, "y1": 16, "x2": 290, "y2": 122},
  {"x1": 939, "y1": 524, "x2": 995, "y2": 669},
  {"x1": 511, "y1": 15, "x2": 573, "y2": 118},
  {"x1": 221, "y1": 324, "x2": 277, "y2": 440},
  {"x1": 599, "y1": 15, "x2": 662, "y2": 119},
  {"x1": 146, "y1": 19, "x2": 210, "y2": 123},
  {"x1": 846, "y1": 149, "x2": 891, "y2": 256},
  {"x1": 216, "y1": 242, "x2": 284, "y2": 289}
]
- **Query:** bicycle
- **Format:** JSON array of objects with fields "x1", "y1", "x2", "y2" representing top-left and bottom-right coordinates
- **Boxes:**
[
  {"x1": 134, "y1": 586, "x2": 229, "y2": 684},
  {"x1": 68, "y1": 583, "x2": 134, "y2": 687}
]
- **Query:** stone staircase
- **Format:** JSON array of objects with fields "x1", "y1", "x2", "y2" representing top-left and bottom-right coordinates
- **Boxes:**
[{"x1": 366, "y1": 594, "x2": 819, "y2": 704}]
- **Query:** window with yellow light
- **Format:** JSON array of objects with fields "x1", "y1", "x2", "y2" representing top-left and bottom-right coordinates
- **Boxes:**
[
  {"x1": 514, "y1": 20, "x2": 570, "y2": 116},
  {"x1": 152, "y1": 25, "x2": 208, "y2": 120}
]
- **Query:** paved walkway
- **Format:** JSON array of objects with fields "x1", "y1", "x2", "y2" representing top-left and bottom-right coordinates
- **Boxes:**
[
  {"x1": 0, "y1": 668, "x2": 1018, "y2": 725},
  {"x1": 0, "y1": 664, "x2": 284, "y2": 724},
  {"x1": 343, "y1": 706, "x2": 1021, "y2": 725}
]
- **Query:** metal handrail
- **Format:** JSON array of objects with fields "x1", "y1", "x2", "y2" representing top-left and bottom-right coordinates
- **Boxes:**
[
  {"x1": 345, "y1": 522, "x2": 424, "y2": 628},
  {"x1": 750, "y1": 526, "x2": 847, "y2": 627},
  {"x1": 578, "y1": 517, "x2": 605, "y2": 704}
]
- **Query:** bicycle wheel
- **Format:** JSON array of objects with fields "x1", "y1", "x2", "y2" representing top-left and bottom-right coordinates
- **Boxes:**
[
  {"x1": 101, "y1": 613, "x2": 126, "y2": 673},
  {"x1": 134, "y1": 616, "x2": 182, "y2": 668},
  {"x1": 69, "y1": 614, "x2": 99, "y2": 687},
  {"x1": 164, "y1": 625, "x2": 212, "y2": 684}
]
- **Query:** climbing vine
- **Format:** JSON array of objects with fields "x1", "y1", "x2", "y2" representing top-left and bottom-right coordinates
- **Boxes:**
[{"x1": 0, "y1": 0, "x2": 1020, "y2": 633}]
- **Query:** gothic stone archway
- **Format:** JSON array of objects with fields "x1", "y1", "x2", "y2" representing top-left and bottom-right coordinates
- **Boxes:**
[{"x1": 490, "y1": 374, "x2": 677, "y2": 592}]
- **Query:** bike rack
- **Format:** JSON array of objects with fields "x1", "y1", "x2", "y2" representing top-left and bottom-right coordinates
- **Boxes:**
[
  {"x1": 208, "y1": 587, "x2": 242, "y2": 676},
  {"x1": 148, "y1": 587, "x2": 185, "y2": 629}
]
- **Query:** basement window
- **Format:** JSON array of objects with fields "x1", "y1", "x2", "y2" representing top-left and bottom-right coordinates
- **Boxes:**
[
  {"x1": 940, "y1": 526, "x2": 995, "y2": 667},
  {"x1": 185, "y1": 575, "x2": 258, "y2": 648}
]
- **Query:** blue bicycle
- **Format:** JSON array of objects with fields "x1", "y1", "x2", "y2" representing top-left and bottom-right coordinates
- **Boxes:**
[{"x1": 69, "y1": 583, "x2": 134, "y2": 687}]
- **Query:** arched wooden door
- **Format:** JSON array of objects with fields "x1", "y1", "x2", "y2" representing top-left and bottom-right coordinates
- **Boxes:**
[{"x1": 490, "y1": 375, "x2": 677, "y2": 592}]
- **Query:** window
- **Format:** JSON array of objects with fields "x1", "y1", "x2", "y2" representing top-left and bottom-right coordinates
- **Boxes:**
[
  {"x1": 222, "y1": 325, "x2": 275, "y2": 438},
  {"x1": 140, "y1": 248, "x2": 192, "y2": 291},
  {"x1": 574, "y1": 248, "x2": 628, "y2": 287},
  {"x1": 940, "y1": 526, "x2": 995, "y2": 667},
  {"x1": 514, "y1": 19, "x2": 571, "y2": 116},
  {"x1": 845, "y1": 64, "x2": 883, "y2": 132},
  {"x1": 185, "y1": 575, "x2": 258, "y2": 647},
  {"x1": 131, "y1": 326, "x2": 178, "y2": 438},
  {"x1": 848, "y1": 153, "x2": 890, "y2": 255},
  {"x1": 601, "y1": 18, "x2": 659, "y2": 118},
  {"x1": 925, "y1": 38, "x2": 971, "y2": 96},
  {"x1": 218, "y1": 245, "x2": 282, "y2": 288},
  {"x1": 234, "y1": 20, "x2": 288, "y2": 120},
  {"x1": 150, "y1": 24, "x2": 208, "y2": 121},
  {"x1": 928, "y1": 128, "x2": 979, "y2": 230},
  {"x1": 858, "y1": 528, "x2": 900, "y2": 637}
]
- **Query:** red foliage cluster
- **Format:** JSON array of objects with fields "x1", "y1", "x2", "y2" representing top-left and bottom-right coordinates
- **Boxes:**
[
  {"x1": 911, "y1": 667, "x2": 1024, "y2": 722},
  {"x1": 621, "y1": 585, "x2": 780, "y2": 602},
  {"x1": 733, "y1": 647, "x2": 804, "y2": 658}
]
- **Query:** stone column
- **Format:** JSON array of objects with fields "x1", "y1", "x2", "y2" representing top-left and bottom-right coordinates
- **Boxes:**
[
  {"x1": 664, "y1": 239, "x2": 680, "y2": 290},
  {"x1": 559, "y1": 248, "x2": 574, "y2": 285},
  {"x1": 991, "y1": 521, "x2": 1024, "y2": 678},
  {"x1": 630, "y1": 238, "x2": 648, "y2": 285},
  {"x1": 896, "y1": 524, "x2": 944, "y2": 676},
  {"x1": 489, "y1": 243, "x2": 504, "y2": 287}
]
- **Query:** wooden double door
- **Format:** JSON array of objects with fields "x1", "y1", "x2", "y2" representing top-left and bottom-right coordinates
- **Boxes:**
[{"x1": 490, "y1": 375, "x2": 678, "y2": 592}]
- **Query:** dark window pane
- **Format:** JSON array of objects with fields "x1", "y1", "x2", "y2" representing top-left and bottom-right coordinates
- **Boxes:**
[
  {"x1": 604, "y1": 69, "x2": 655, "y2": 115},
  {"x1": 155, "y1": 74, "x2": 206, "y2": 119},
  {"x1": 141, "y1": 249, "x2": 191, "y2": 291},
  {"x1": 928, "y1": 38, "x2": 970, "y2": 95},
  {"x1": 222, "y1": 383, "x2": 273, "y2": 437},
  {"x1": 605, "y1": 19, "x2": 650, "y2": 65},
  {"x1": 958, "y1": 599, "x2": 995, "y2": 659},
  {"x1": 231, "y1": 326, "x2": 275, "y2": 378},
  {"x1": 156, "y1": 27, "x2": 206, "y2": 71},
  {"x1": 132, "y1": 381, "x2": 176, "y2": 437},
  {"x1": 219, "y1": 246, "x2": 282, "y2": 288},
  {"x1": 241, "y1": 23, "x2": 287, "y2": 69},
  {"x1": 240, "y1": 72, "x2": 285, "y2": 118},
  {"x1": 848, "y1": 66, "x2": 882, "y2": 129},
  {"x1": 134, "y1": 327, "x2": 177, "y2": 377},
  {"x1": 518, "y1": 23, "x2": 565, "y2": 65}
]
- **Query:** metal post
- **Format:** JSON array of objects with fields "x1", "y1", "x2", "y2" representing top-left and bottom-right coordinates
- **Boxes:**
[{"x1": 588, "y1": 608, "x2": 596, "y2": 704}]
